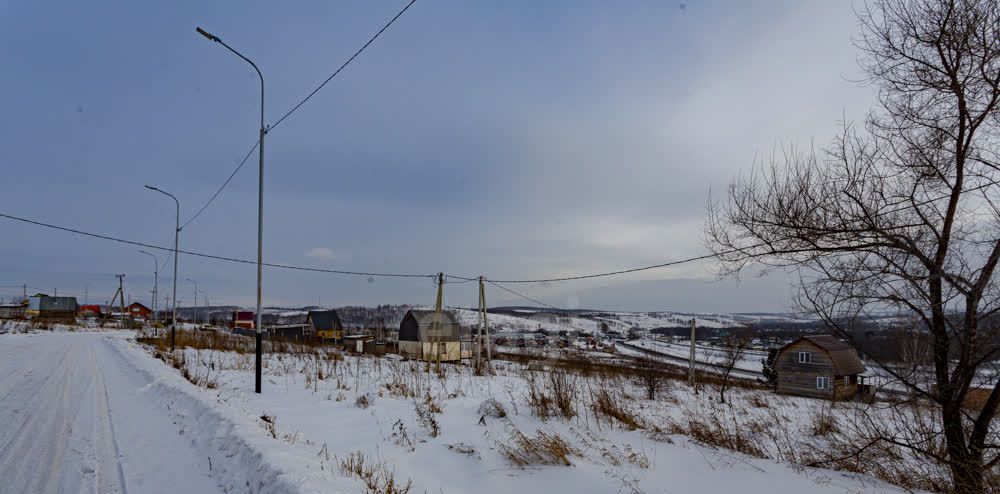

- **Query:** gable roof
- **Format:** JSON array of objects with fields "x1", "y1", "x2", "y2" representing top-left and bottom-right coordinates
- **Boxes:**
[
  {"x1": 780, "y1": 335, "x2": 866, "y2": 375},
  {"x1": 406, "y1": 309, "x2": 460, "y2": 327},
  {"x1": 127, "y1": 302, "x2": 151, "y2": 311},
  {"x1": 306, "y1": 310, "x2": 342, "y2": 331}
]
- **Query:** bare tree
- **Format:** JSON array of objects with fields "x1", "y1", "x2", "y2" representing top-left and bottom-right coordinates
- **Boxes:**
[
  {"x1": 706, "y1": 1, "x2": 999, "y2": 491},
  {"x1": 634, "y1": 355, "x2": 663, "y2": 400},
  {"x1": 714, "y1": 335, "x2": 751, "y2": 405}
]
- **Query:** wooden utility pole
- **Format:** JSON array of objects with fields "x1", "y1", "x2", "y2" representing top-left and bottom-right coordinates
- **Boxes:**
[
  {"x1": 688, "y1": 318, "x2": 697, "y2": 389},
  {"x1": 478, "y1": 276, "x2": 492, "y2": 367},
  {"x1": 434, "y1": 273, "x2": 444, "y2": 373},
  {"x1": 108, "y1": 274, "x2": 127, "y2": 326}
]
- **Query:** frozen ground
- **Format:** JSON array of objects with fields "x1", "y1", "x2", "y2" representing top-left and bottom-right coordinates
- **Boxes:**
[
  {"x1": 0, "y1": 329, "x2": 935, "y2": 494},
  {"x1": 0, "y1": 332, "x2": 226, "y2": 494}
]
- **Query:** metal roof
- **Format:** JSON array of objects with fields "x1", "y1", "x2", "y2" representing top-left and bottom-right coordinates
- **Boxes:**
[
  {"x1": 783, "y1": 335, "x2": 866, "y2": 375},
  {"x1": 306, "y1": 310, "x2": 342, "y2": 331}
]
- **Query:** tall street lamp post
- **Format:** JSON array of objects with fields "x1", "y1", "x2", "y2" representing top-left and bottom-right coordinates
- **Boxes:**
[
  {"x1": 145, "y1": 185, "x2": 180, "y2": 351},
  {"x1": 196, "y1": 26, "x2": 266, "y2": 393}
]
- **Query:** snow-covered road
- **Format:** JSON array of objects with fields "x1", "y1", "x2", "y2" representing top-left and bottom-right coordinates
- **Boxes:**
[{"x1": 0, "y1": 332, "x2": 222, "y2": 494}]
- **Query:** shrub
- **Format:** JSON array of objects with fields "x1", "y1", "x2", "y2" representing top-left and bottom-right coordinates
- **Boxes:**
[
  {"x1": 478, "y1": 397, "x2": 507, "y2": 419},
  {"x1": 497, "y1": 426, "x2": 580, "y2": 467}
]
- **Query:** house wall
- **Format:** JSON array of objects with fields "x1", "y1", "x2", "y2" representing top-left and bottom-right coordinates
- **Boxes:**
[
  {"x1": 398, "y1": 341, "x2": 461, "y2": 362},
  {"x1": 776, "y1": 340, "x2": 836, "y2": 399},
  {"x1": 399, "y1": 315, "x2": 419, "y2": 342}
]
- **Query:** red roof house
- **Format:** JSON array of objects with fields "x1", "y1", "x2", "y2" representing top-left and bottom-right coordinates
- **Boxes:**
[{"x1": 126, "y1": 302, "x2": 152, "y2": 319}]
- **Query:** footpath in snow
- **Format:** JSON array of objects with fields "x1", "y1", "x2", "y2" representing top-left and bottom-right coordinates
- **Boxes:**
[{"x1": 0, "y1": 331, "x2": 305, "y2": 494}]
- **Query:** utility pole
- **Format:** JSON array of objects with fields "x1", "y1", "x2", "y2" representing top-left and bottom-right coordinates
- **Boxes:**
[
  {"x1": 477, "y1": 276, "x2": 492, "y2": 371},
  {"x1": 186, "y1": 278, "x2": 198, "y2": 326},
  {"x1": 688, "y1": 318, "x2": 697, "y2": 389},
  {"x1": 139, "y1": 250, "x2": 159, "y2": 323},
  {"x1": 430, "y1": 273, "x2": 444, "y2": 374},
  {"x1": 113, "y1": 274, "x2": 126, "y2": 325}
]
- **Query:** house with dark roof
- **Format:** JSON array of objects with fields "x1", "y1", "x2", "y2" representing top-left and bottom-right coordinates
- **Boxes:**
[
  {"x1": 306, "y1": 310, "x2": 343, "y2": 341},
  {"x1": 398, "y1": 309, "x2": 462, "y2": 362},
  {"x1": 775, "y1": 335, "x2": 866, "y2": 400}
]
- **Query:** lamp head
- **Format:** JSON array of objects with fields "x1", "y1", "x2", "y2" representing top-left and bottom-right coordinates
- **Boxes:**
[{"x1": 195, "y1": 27, "x2": 219, "y2": 43}]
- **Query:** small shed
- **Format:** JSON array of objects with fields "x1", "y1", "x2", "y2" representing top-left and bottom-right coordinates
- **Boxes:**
[
  {"x1": 775, "y1": 335, "x2": 866, "y2": 400},
  {"x1": 26, "y1": 295, "x2": 78, "y2": 322},
  {"x1": 306, "y1": 310, "x2": 343, "y2": 341},
  {"x1": 398, "y1": 309, "x2": 462, "y2": 362}
]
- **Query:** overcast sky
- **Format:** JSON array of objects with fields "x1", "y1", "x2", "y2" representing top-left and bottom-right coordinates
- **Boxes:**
[{"x1": 0, "y1": 1, "x2": 874, "y2": 312}]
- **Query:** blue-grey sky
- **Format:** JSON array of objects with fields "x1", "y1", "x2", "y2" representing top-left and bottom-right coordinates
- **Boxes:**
[{"x1": 0, "y1": 1, "x2": 873, "y2": 312}]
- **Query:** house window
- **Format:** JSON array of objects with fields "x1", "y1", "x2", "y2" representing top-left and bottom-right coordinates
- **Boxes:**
[
  {"x1": 816, "y1": 376, "x2": 830, "y2": 389},
  {"x1": 798, "y1": 351, "x2": 812, "y2": 364},
  {"x1": 844, "y1": 376, "x2": 851, "y2": 387}
]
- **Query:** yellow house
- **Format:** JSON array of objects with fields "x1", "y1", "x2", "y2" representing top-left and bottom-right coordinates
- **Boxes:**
[{"x1": 306, "y1": 310, "x2": 343, "y2": 341}]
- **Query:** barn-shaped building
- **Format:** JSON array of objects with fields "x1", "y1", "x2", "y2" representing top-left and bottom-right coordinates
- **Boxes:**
[
  {"x1": 306, "y1": 310, "x2": 343, "y2": 341},
  {"x1": 775, "y1": 335, "x2": 866, "y2": 400},
  {"x1": 398, "y1": 309, "x2": 462, "y2": 362}
]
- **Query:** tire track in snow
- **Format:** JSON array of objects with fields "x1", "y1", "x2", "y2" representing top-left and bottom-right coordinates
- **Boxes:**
[
  {"x1": 0, "y1": 338, "x2": 81, "y2": 493},
  {"x1": 90, "y1": 342, "x2": 128, "y2": 494}
]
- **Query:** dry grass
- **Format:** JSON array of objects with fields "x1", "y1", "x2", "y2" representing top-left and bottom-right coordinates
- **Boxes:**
[
  {"x1": 497, "y1": 425, "x2": 580, "y2": 467},
  {"x1": 591, "y1": 384, "x2": 644, "y2": 430},
  {"x1": 339, "y1": 451, "x2": 413, "y2": 494},
  {"x1": 414, "y1": 400, "x2": 440, "y2": 438},
  {"x1": 526, "y1": 371, "x2": 577, "y2": 420}
]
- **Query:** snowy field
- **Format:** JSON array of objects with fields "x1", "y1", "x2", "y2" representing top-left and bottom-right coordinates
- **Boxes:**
[
  {"x1": 626, "y1": 339, "x2": 766, "y2": 374},
  {"x1": 2, "y1": 326, "x2": 970, "y2": 493}
]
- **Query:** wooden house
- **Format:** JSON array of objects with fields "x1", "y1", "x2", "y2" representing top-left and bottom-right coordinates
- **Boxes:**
[
  {"x1": 775, "y1": 335, "x2": 866, "y2": 400},
  {"x1": 306, "y1": 310, "x2": 343, "y2": 341},
  {"x1": 126, "y1": 302, "x2": 152, "y2": 319},
  {"x1": 398, "y1": 309, "x2": 462, "y2": 362}
]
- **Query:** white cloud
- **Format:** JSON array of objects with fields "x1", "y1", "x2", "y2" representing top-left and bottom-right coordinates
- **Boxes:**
[{"x1": 305, "y1": 247, "x2": 336, "y2": 260}]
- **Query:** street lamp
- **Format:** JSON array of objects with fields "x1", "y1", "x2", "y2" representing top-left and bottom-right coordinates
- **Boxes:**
[
  {"x1": 138, "y1": 250, "x2": 159, "y2": 323},
  {"x1": 145, "y1": 184, "x2": 180, "y2": 351},
  {"x1": 196, "y1": 26, "x2": 266, "y2": 394},
  {"x1": 186, "y1": 278, "x2": 198, "y2": 326}
]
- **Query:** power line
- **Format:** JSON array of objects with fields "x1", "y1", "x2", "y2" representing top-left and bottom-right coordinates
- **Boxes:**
[
  {"x1": 0, "y1": 211, "x2": 434, "y2": 280},
  {"x1": 182, "y1": 140, "x2": 259, "y2": 229},
  {"x1": 268, "y1": 0, "x2": 418, "y2": 132},
  {"x1": 476, "y1": 181, "x2": 997, "y2": 284},
  {"x1": 182, "y1": 0, "x2": 417, "y2": 229},
  {"x1": 486, "y1": 280, "x2": 563, "y2": 311},
  {"x1": 484, "y1": 253, "x2": 722, "y2": 284},
  {"x1": 3, "y1": 181, "x2": 993, "y2": 287}
]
